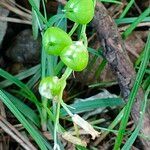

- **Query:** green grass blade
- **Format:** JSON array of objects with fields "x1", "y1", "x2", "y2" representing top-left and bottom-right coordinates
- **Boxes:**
[
  {"x1": 119, "y1": 0, "x2": 134, "y2": 18},
  {"x1": 122, "y1": 85, "x2": 150, "y2": 150},
  {"x1": 113, "y1": 31, "x2": 150, "y2": 150},
  {"x1": 55, "y1": 5, "x2": 67, "y2": 30},
  {"x1": 3, "y1": 90, "x2": 40, "y2": 127},
  {"x1": 142, "y1": 76, "x2": 150, "y2": 90},
  {"x1": 94, "y1": 126, "x2": 118, "y2": 134},
  {"x1": 54, "y1": 61, "x2": 65, "y2": 76},
  {"x1": 98, "y1": 108, "x2": 124, "y2": 142},
  {"x1": 46, "y1": 55, "x2": 56, "y2": 76},
  {"x1": 28, "y1": 0, "x2": 47, "y2": 24},
  {"x1": 46, "y1": 14, "x2": 65, "y2": 27},
  {"x1": 41, "y1": 0, "x2": 47, "y2": 20},
  {"x1": 94, "y1": 59, "x2": 107, "y2": 79},
  {"x1": 0, "y1": 65, "x2": 40, "y2": 88},
  {"x1": 32, "y1": 0, "x2": 40, "y2": 39},
  {"x1": 145, "y1": 69, "x2": 150, "y2": 74},
  {"x1": 76, "y1": 145, "x2": 89, "y2": 150},
  {"x1": 115, "y1": 17, "x2": 150, "y2": 25},
  {"x1": 26, "y1": 67, "x2": 41, "y2": 89},
  {"x1": 122, "y1": 7, "x2": 150, "y2": 38},
  {"x1": 0, "y1": 90, "x2": 50, "y2": 150},
  {"x1": 0, "y1": 68, "x2": 39, "y2": 105},
  {"x1": 60, "y1": 98, "x2": 124, "y2": 117},
  {"x1": 136, "y1": 67, "x2": 150, "y2": 75},
  {"x1": 100, "y1": 0, "x2": 122, "y2": 5},
  {"x1": 88, "y1": 47, "x2": 103, "y2": 57}
]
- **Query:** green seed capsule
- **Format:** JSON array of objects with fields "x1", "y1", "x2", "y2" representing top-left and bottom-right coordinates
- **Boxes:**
[
  {"x1": 65, "y1": 0, "x2": 94, "y2": 24},
  {"x1": 60, "y1": 41, "x2": 89, "y2": 71},
  {"x1": 39, "y1": 76, "x2": 65, "y2": 99},
  {"x1": 43, "y1": 27, "x2": 72, "y2": 55}
]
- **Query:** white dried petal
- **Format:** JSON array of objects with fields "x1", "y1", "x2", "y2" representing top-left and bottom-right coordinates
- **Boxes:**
[
  {"x1": 53, "y1": 76, "x2": 59, "y2": 83},
  {"x1": 65, "y1": 50, "x2": 72, "y2": 56},
  {"x1": 73, "y1": 8, "x2": 78, "y2": 13},
  {"x1": 62, "y1": 132, "x2": 87, "y2": 147},
  {"x1": 72, "y1": 114, "x2": 99, "y2": 139},
  {"x1": 70, "y1": 45, "x2": 76, "y2": 50},
  {"x1": 75, "y1": 41, "x2": 82, "y2": 46},
  {"x1": 69, "y1": 3, "x2": 74, "y2": 9},
  {"x1": 39, "y1": 83, "x2": 52, "y2": 99},
  {"x1": 73, "y1": 53, "x2": 77, "y2": 58}
]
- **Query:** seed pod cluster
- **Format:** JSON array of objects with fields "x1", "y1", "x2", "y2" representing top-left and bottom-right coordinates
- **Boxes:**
[{"x1": 40, "y1": 0, "x2": 94, "y2": 98}]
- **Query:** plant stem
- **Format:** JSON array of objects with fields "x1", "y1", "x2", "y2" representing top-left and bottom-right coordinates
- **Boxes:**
[
  {"x1": 28, "y1": 0, "x2": 47, "y2": 24},
  {"x1": 53, "y1": 67, "x2": 72, "y2": 148},
  {"x1": 41, "y1": 0, "x2": 47, "y2": 21},
  {"x1": 80, "y1": 25, "x2": 88, "y2": 47},
  {"x1": 68, "y1": 23, "x2": 79, "y2": 36},
  {"x1": 61, "y1": 101, "x2": 73, "y2": 117},
  {"x1": 41, "y1": 47, "x2": 48, "y2": 131},
  {"x1": 56, "y1": 14, "x2": 66, "y2": 27},
  {"x1": 32, "y1": 7, "x2": 48, "y2": 131},
  {"x1": 54, "y1": 100, "x2": 61, "y2": 149},
  {"x1": 61, "y1": 67, "x2": 72, "y2": 81}
]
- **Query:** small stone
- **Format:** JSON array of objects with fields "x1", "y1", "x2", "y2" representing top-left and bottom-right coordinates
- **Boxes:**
[{"x1": 6, "y1": 29, "x2": 41, "y2": 64}]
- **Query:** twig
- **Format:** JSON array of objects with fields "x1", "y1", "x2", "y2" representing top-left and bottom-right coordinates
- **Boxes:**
[
  {"x1": 8, "y1": 0, "x2": 32, "y2": 14},
  {"x1": 57, "y1": 0, "x2": 66, "y2": 5},
  {"x1": 119, "y1": 22, "x2": 150, "y2": 32},
  {"x1": 0, "y1": 116, "x2": 37, "y2": 150},
  {"x1": 0, "y1": 16, "x2": 31, "y2": 25},
  {"x1": 0, "y1": 101, "x2": 6, "y2": 118},
  {"x1": 0, "y1": 0, "x2": 32, "y2": 20},
  {"x1": 93, "y1": 2, "x2": 150, "y2": 149}
]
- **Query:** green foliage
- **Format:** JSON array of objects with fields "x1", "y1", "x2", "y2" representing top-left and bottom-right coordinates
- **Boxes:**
[
  {"x1": 4, "y1": 91, "x2": 40, "y2": 127},
  {"x1": 122, "y1": 85, "x2": 150, "y2": 149},
  {"x1": 0, "y1": 0, "x2": 149, "y2": 149},
  {"x1": 114, "y1": 29, "x2": 150, "y2": 150},
  {"x1": 60, "y1": 98, "x2": 124, "y2": 117},
  {"x1": 0, "y1": 68, "x2": 39, "y2": 105},
  {"x1": 100, "y1": 0, "x2": 122, "y2": 4},
  {"x1": 115, "y1": 17, "x2": 150, "y2": 25},
  {"x1": 0, "y1": 90, "x2": 52, "y2": 150},
  {"x1": 122, "y1": 7, "x2": 150, "y2": 38},
  {"x1": 119, "y1": 0, "x2": 134, "y2": 18},
  {"x1": 0, "y1": 65, "x2": 40, "y2": 88},
  {"x1": 32, "y1": 0, "x2": 40, "y2": 39}
]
